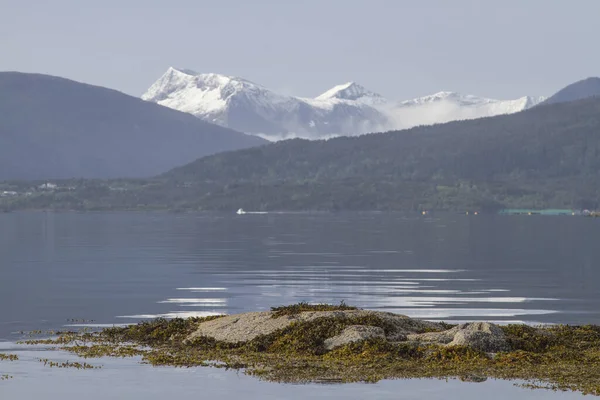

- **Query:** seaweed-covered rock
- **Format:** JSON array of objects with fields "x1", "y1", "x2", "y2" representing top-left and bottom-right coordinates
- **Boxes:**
[
  {"x1": 34, "y1": 305, "x2": 600, "y2": 394},
  {"x1": 408, "y1": 322, "x2": 509, "y2": 352},
  {"x1": 186, "y1": 310, "x2": 441, "y2": 344},
  {"x1": 324, "y1": 325, "x2": 386, "y2": 350}
]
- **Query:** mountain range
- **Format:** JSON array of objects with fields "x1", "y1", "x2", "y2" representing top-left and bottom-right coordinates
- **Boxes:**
[
  {"x1": 142, "y1": 68, "x2": 388, "y2": 140},
  {"x1": 3, "y1": 71, "x2": 600, "y2": 211},
  {"x1": 1, "y1": 69, "x2": 599, "y2": 185},
  {"x1": 142, "y1": 67, "x2": 547, "y2": 140},
  {"x1": 0, "y1": 72, "x2": 265, "y2": 180}
]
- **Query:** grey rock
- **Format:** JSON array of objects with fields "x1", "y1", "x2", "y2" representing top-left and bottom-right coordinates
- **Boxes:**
[
  {"x1": 408, "y1": 322, "x2": 509, "y2": 353},
  {"x1": 448, "y1": 322, "x2": 509, "y2": 352},
  {"x1": 324, "y1": 325, "x2": 386, "y2": 350}
]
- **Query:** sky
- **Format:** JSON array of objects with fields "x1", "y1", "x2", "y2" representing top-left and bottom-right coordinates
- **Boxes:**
[{"x1": 1, "y1": 0, "x2": 599, "y2": 100}]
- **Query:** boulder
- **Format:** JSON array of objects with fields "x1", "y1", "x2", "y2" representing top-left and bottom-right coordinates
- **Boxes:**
[
  {"x1": 408, "y1": 322, "x2": 509, "y2": 353},
  {"x1": 324, "y1": 325, "x2": 386, "y2": 350},
  {"x1": 448, "y1": 322, "x2": 509, "y2": 352}
]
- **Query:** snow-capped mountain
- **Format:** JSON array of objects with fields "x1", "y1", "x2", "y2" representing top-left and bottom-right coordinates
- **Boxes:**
[
  {"x1": 142, "y1": 68, "x2": 389, "y2": 140},
  {"x1": 142, "y1": 67, "x2": 545, "y2": 140},
  {"x1": 398, "y1": 91, "x2": 545, "y2": 110},
  {"x1": 390, "y1": 91, "x2": 546, "y2": 129}
]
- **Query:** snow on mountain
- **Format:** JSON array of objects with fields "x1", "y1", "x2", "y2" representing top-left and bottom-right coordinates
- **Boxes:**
[
  {"x1": 315, "y1": 82, "x2": 387, "y2": 105},
  {"x1": 398, "y1": 91, "x2": 545, "y2": 111},
  {"x1": 142, "y1": 67, "x2": 295, "y2": 127},
  {"x1": 142, "y1": 68, "x2": 389, "y2": 140},
  {"x1": 142, "y1": 68, "x2": 545, "y2": 140},
  {"x1": 389, "y1": 92, "x2": 546, "y2": 129}
]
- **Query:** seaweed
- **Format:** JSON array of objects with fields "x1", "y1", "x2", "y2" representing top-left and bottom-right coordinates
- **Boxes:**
[
  {"x1": 18, "y1": 304, "x2": 600, "y2": 396},
  {"x1": 270, "y1": 301, "x2": 357, "y2": 318},
  {"x1": 0, "y1": 353, "x2": 19, "y2": 361}
]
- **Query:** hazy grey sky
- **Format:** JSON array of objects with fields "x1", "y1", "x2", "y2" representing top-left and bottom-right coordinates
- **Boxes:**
[{"x1": 1, "y1": 0, "x2": 599, "y2": 100}]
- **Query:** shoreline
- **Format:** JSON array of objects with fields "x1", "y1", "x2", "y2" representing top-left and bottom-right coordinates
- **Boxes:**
[{"x1": 9, "y1": 303, "x2": 600, "y2": 396}]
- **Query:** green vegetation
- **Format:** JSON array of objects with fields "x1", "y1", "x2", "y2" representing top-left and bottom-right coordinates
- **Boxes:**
[
  {"x1": 99, "y1": 316, "x2": 223, "y2": 347},
  {"x1": 270, "y1": 301, "x2": 357, "y2": 318},
  {"x1": 242, "y1": 314, "x2": 412, "y2": 355},
  {"x1": 16, "y1": 304, "x2": 600, "y2": 395}
]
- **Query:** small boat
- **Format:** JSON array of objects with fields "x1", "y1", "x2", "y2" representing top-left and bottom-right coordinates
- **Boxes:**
[{"x1": 236, "y1": 208, "x2": 246, "y2": 215}]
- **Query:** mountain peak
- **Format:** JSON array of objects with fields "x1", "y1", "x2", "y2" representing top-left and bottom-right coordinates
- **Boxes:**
[
  {"x1": 143, "y1": 69, "x2": 236, "y2": 119},
  {"x1": 167, "y1": 67, "x2": 199, "y2": 76},
  {"x1": 142, "y1": 68, "x2": 274, "y2": 120},
  {"x1": 157, "y1": 67, "x2": 260, "y2": 89},
  {"x1": 316, "y1": 82, "x2": 385, "y2": 104}
]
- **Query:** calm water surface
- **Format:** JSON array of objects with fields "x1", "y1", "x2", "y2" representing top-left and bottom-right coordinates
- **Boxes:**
[{"x1": 1, "y1": 212, "x2": 599, "y2": 398}]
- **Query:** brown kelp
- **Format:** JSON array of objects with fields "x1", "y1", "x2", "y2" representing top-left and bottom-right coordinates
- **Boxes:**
[{"x1": 0, "y1": 354, "x2": 19, "y2": 361}]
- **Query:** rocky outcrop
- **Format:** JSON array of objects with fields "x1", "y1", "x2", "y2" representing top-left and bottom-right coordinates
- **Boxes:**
[
  {"x1": 324, "y1": 325, "x2": 386, "y2": 350},
  {"x1": 186, "y1": 310, "x2": 440, "y2": 344},
  {"x1": 407, "y1": 322, "x2": 509, "y2": 353},
  {"x1": 186, "y1": 310, "x2": 509, "y2": 353}
]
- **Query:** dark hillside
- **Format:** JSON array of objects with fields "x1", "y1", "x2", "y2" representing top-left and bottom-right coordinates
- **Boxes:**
[
  {"x1": 541, "y1": 77, "x2": 600, "y2": 106},
  {"x1": 0, "y1": 72, "x2": 265, "y2": 180}
]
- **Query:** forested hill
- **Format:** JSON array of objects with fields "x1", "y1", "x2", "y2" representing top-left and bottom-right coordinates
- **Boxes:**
[
  {"x1": 154, "y1": 97, "x2": 600, "y2": 211},
  {"x1": 167, "y1": 97, "x2": 600, "y2": 184}
]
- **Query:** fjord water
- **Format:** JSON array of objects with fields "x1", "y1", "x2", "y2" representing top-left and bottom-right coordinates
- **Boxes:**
[{"x1": 1, "y1": 212, "x2": 599, "y2": 399}]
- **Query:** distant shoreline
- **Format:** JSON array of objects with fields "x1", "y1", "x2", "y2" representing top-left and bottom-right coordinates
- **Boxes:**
[{"x1": 1, "y1": 208, "x2": 598, "y2": 216}]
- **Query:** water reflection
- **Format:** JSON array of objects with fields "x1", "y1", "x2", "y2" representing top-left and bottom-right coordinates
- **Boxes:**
[
  {"x1": 144, "y1": 264, "x2": 560, "y2": 323},
  {"x1": 1, "y1": 212, "x2": 599, "y2": 337},
  {"x1": 1, "y1": 212, "x2": 599, "y2": 398}
]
